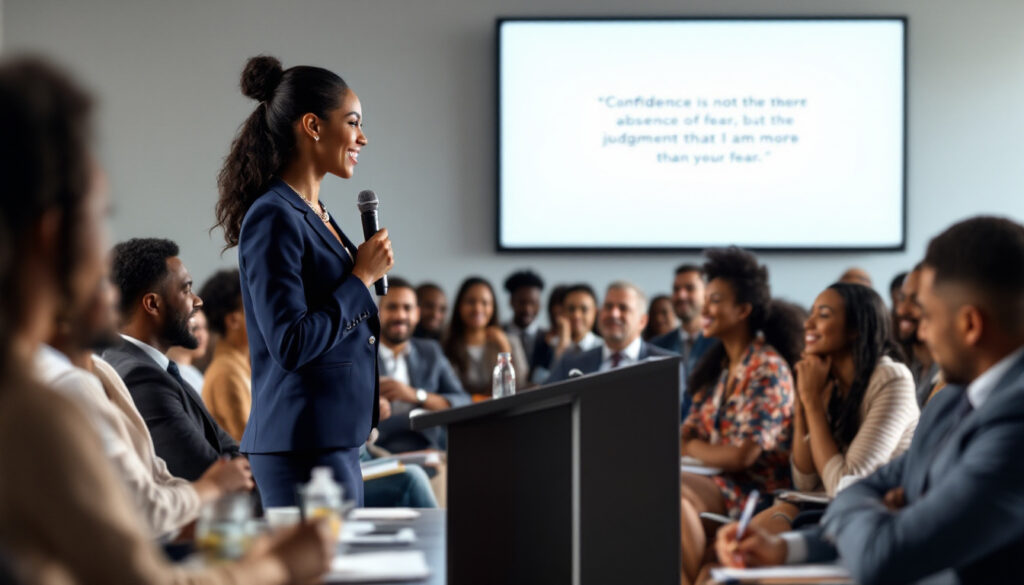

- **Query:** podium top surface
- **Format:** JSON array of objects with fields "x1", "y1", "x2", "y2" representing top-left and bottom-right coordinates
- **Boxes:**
[{"x1": 409, "y1": 356, "x2": 679, "y2": 431}]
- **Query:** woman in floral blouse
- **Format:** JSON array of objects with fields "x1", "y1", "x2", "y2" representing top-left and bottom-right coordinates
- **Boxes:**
[{"x1": 680, "y1": 247, "x2": 805, "y2": 585}]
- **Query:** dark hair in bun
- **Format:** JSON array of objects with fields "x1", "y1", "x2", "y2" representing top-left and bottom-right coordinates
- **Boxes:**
[
  {"x1": 240, "y1": 55, "x2": 283, "y2": 102},
  {"x1": 215, "y1": 55, "x2": 349, "y2": 248}
]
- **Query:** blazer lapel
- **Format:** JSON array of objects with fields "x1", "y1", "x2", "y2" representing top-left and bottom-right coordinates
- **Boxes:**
[{"x1": 270, "y1": 180, "x2": 354, "y2": 268}]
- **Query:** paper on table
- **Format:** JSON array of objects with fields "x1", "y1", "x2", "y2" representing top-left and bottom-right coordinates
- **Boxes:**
[
  {"x1": 774, "y1": 489, "x2": 832, "y2": 505},
  {"x1": 349, "y1": 508, "x2": 421, "y2": 521},
  {"x1": 710, "y1": 563, "x2": 852, "y2": 584},
  {"x1": 328, "y1": 550, "x2": 430, "y2": 582}
]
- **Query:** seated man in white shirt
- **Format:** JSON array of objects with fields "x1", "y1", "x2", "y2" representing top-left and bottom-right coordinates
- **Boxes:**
[
  {"x1": 37, "y1": 272, "x2": 252, "y2": 538},
  {"x1": 376, "y1": 278, "x2": 471, "y2": 453},
  {"x1": 714, "y1": 217, "x2": 1024, "y2": 585},
  {"x1": 546, "y1": 281, "x2": 677, "y2": 383}
]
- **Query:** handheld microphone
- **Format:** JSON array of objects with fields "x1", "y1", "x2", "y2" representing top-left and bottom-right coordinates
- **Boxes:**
[{"x1": 356, "y1": 189, "x2": 388, "y2": 296}]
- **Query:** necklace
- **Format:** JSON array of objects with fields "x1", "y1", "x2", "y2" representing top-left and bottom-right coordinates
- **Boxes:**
[
  {"x1": 282, "y1": 179, "x2": 330, "y2": 223},
  {"x1": 303, "y1": 197, "x2": 330, "y2": 223}
]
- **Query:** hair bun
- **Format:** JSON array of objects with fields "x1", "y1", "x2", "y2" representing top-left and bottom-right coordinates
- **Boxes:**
[{"x1": 240, "y1": 55, "x2": 283, "y2": 102}]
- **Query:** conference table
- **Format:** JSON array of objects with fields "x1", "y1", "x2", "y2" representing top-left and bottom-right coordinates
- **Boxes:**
[{"x1": 333, "y1": 509, "x2": 445, "y2": 585}]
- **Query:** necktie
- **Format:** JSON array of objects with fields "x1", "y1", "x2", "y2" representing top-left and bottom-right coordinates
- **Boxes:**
[
  {"x1": 610, "y1": 351, "x2": 624, "y2": 368},
  {"x1": 167, "y1": 361, "x2": 197, "y2": 395}
]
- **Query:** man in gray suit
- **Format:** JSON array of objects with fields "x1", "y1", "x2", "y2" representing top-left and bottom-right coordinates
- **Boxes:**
[
  {"x1": 716, "y1": 216, "x2": 1024, "y2": 584},
  {"x1": 547, "y1": 281, "x2": 677, "y2": 384},
  {"x1": 376, "y1": 278, "x2": 470, "y2": 453}
]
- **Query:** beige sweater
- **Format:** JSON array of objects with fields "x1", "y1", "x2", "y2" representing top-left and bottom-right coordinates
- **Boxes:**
[
  {"x1": 36, "y1": 348, "x2": 201, "y2": 538},
  {"x1": 0, "y1": 371, "x2": 285, "y2": 585},
  {"x1": 792, "y1": 356, "x2": 919, "y2": 495},
  {"x1": 202, "y1": 342, "x2": 252, "y2": 443}
]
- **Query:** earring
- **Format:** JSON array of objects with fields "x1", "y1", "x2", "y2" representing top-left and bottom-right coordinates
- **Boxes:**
[{"x1": 314, "y1": 135, "x2": 320, "y2": 142}]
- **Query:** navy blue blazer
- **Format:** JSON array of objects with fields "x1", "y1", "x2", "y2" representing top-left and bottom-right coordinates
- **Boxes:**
[
  {"x1": 376, "y1": 338, "x2": 471, "y2": 452},
  {"x1": 102, "y1": 341, "x2": 239, "y2": 481},
  {"x1": 545, "y1": 341, "x2": 678, "y2": 384},
  {"x1": 799, "y1": 350, "x2": 1024, "y2": 584},
  {"x1": 238, "y1": 179, "x2": 380, "y2": 453}
]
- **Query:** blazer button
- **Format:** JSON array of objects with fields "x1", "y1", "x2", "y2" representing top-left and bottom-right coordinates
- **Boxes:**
[{"x1": 368, "y1": 336, "x2": 376, "y2": 345}]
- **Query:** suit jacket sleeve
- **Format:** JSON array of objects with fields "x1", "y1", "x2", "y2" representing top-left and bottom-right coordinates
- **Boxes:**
[
  {"x1": 820, "y1": 424, "x2": 1024, "y2": 585},
  {"x1": 240, "y1": 202, "x2": 377, "y2": 371},
  {"x1": 546, "y1": 356, "x2": 570, "y2": 384},
  {"x1": 124, "y1": 367, "x2": 224, "y2": 481}
]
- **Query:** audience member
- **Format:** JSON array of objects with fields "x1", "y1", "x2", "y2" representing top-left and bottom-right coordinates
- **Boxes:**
[
  {"x1": 716, "y1": 216, "x2": 1024, "y2": 584},
  {"x1": 443, "y1": 277, "x2": 529, "y2": 398},
  {"x1": 166, "y1": 309, "x2": 209, "y2": 395},
  {"x1": 413, "y1": 282, "x2": 447, "y2": 340},
  {"x1": 502, "y1": 270, "x2": 545, "y2": 367},
  {"x1": 643, "y1": 294, "x2": 678, "y2": 341},
  {"x1": 105, "y1": 238, "x2": 240, "y2": 480},
  {"x1": 888, "y1": 271, "x2": 908, "y2": 315},
  {"x1": 653, "y1": 264, "x2": 717, "y2": 416},
  {"x1": 546, "y1": 282, "x2": 675, "y2": 383},
  {"x1": 838, "y1": 267, "x2": 873, "y2": 287},
  {"x1": 896, "y1": 264, "x2": 944, "y2": 406},
  {"x1": 40, "y1": 272, "x2": 254, "y2": 538},
  {"x1": 680, "y1": 247, "x2": 803, "y2": 585},
  {"x1": 0, "y1": 55, "x2": 331, "y2": 584},
  {"x1": 753, "y1": 283, "x2": 918, "y2": 534},
  {"x1": 555, "y1": 284, "x2": 603, "y2": 356},
  {"x1": 527, "y1": 283, "x2": 570, "y2": 381},
  {"x1": 377, "y1": 277, "x2": 470, "y2": 452},
  {"x1": 198, "y1": 268, "x2": 251, "y2": 442}
]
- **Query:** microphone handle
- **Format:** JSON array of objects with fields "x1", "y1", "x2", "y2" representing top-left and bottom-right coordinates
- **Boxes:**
[{"x1": 359, "y1": 210, "x2": 389, "y2": 296}]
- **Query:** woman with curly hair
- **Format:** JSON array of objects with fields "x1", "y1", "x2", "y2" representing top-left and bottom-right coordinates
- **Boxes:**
[{"x1": 680, "y1": 247, "x2": 804, "y2": 584}]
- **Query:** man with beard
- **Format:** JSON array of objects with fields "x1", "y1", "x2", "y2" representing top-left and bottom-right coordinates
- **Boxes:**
[
  {"x1": 547, "y1": 282, "x2": 676, "y2": 383},
  {"x1": 715, "y1": 216, "x2": 1024, "y2": 584},
  {"x1": 653, "y1": 264, "x2": 715, "y2": 417},
  {"x1": 896, "y1": 263, "x2": 943, "y2": 407},
  {"x1": 105, "y1": 238, "x2": 241, "y2": 481},
  {"x1": 376, "y1": 278, "x2": 470, "y2": 453},
  {"x1": 39, "y1": 272, "x2": 252, "y2": 537}
]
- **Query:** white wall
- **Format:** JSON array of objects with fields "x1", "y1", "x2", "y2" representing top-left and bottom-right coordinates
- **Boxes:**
[{"x1": 4, "y1": 0, "x2": 1023, "y2": 317}]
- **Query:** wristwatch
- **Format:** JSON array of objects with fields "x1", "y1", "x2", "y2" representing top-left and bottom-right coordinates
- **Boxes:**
[{"x1": 415, "y1": 388, "x2": 428, "y2": 405}]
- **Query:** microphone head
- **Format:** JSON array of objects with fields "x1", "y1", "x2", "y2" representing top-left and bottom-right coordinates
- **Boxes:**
[{"x1": 356, "y1": 189, "x2": 379, "y2": 213}]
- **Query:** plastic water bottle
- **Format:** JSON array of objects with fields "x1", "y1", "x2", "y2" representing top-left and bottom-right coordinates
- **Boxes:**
[
  {"x1": 301, "y1": 466, "x2": 344, "y2": 540},
  {"x1": 492, "y1": 352, "x2": 516, "y2": 398}
]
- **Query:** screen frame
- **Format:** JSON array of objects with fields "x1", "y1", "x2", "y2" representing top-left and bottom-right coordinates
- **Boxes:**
[{"x1": 495, "y1": 16, "x2": 909, "y2": 254}]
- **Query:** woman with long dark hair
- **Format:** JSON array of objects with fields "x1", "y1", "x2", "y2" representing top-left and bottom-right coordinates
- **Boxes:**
[
  {"x1": 215, "y1": 56, "x2": 394, "y2": 507},
  {"x1": 679, "y1": 247, "x2": 803, "y2": 585},
  {"x1": 0, "y1": 55, "x2": 330, "y2": 585},
  {"x1": 443, "y1": 277, "x2": 529, "y2": 399},
  {"x1": 749, "y1": 283, "x2": 918, "y2": 537}
]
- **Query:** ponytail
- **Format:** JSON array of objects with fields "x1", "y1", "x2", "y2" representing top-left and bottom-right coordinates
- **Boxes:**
[{"x1": 215, "y1": 55, "x2": 348, "y2": 248}]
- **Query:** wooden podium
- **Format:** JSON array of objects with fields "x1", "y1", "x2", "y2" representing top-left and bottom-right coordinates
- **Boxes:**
[{"x1": 411, "y1": 358, "x2": 681, "y2": 585}]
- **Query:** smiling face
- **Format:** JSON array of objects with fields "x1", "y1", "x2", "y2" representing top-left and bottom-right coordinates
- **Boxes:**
[
  {"x1": 510, "y1": 286, "x2": 541, "y2": 329},
  {"x1": 315, "y1": 89, "x2": 367, "y2": 180},
  {"x1": 672, "y1": 270, "x2": 705, "y2": 324},
  {"x1": 564, "y1": 290, "x2": 597, "y2": 341},
  {"x1": 380, "y1": 286, "x2": 420, "y2": 346},
  {"x1": 157, "y1": 257, "x2": 204, "y2": 350},
  {"x1": 649, "y1": 297, "x2": 679, "y2": 338},
  {"x1": 599, "y1": 287, "x2": 647, "y2": 350},
  {"x1": 895, "y1": 269, "x2": 923, "y2": 344},
  {"x1": 700, "y1": 278, "x2": 750, "y2": 339},
  {"x1": 804, "y1": 288, "x2": 851, "y2": 357},
  {"x1": 917, "y1": 267, "x2": 974, "y2": 385},
  {"x1": 458, "y1": 283, "x2": 495, "y2": 333},
  {"x1": 417, "y1": 287, "x2": 447, "y2": 334}
]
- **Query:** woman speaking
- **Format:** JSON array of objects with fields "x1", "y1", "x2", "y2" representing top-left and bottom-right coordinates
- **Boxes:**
[{"x1": 216, "y1": 55, "x2": 393, "y2": 506}]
